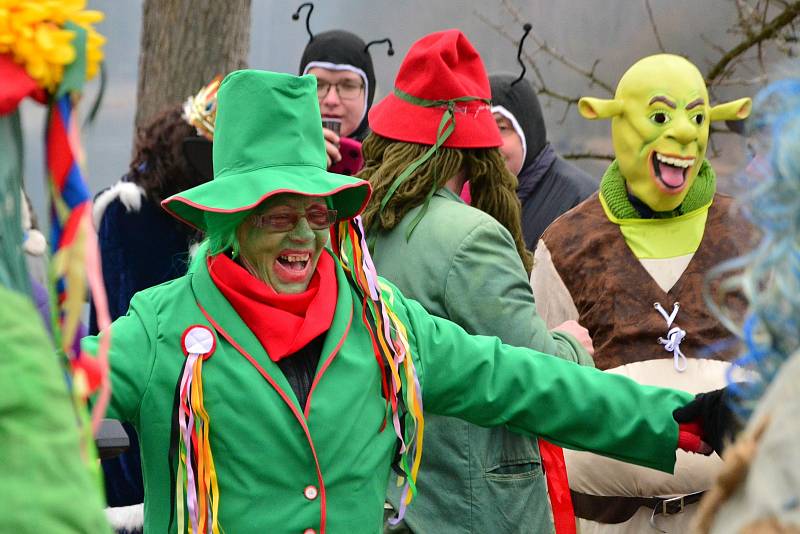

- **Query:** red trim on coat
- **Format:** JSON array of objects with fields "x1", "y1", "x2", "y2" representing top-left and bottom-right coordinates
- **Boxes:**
[
  {"x1": 303, "y1": 304, "x2": 353, "y2": 418},
  {"x1": 197, "y1": 303, "x2": 329, "y2": 533}
]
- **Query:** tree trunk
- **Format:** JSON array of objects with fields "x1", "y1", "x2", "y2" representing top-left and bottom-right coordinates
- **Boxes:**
[{"x1": 134, "y1": 0, "x2": 251, "y2": 132}]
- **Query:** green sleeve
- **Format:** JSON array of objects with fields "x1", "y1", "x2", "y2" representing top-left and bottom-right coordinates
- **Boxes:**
[
  {"x1": 82, "y1": 291, "x2": 158, "y2": 424},
  {"x1": 443, "y1": 219, "x2": 591, "y2": 365},
  {"x1": 398, "y1": 292, "x2": 693, "y2": 474},
  {"x1": 0, "y1": 286, "x2": 109, "y2": 533}
]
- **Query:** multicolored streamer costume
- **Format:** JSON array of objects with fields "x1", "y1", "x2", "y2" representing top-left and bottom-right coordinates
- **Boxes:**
[
  {"x1": 46, "y1": 81, "x2": 112, "y2": 434},
  {"x1": 174, "y1": 325, "x2": 221, "y2": 534},
  {"x1": 0, "y1": 1, "x2": 110, "y2": 434},
  {"x1": 48, "y1": 93, "x2": 91, "y2": 338},
  {"x1": 331, "y1": 216, "x2": 425, "y2": 522}
]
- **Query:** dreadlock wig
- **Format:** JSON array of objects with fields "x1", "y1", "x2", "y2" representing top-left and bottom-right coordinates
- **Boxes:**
[
  {"x1": 705, "y1": 78, "x2": 800, "y2": 416},
  {"x1": 359, "y1": 133, "x2": 534, "y2": 273}
]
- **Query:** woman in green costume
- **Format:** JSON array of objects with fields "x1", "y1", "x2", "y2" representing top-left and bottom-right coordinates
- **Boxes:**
[{"x1": 84, "y1": 69, "x2": 716, "y2": 533}]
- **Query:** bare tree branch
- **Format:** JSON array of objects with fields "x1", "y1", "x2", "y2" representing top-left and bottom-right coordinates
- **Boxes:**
[
  {"x1": 734, "y1": 0, "x2": 745, "y2": 23},
  {"x1": 474, "y1": 8, "x2": 586, "y2": 112},
  {"x1": 537, "y1": 87, "x2": 581, "y2": 106},
  {"x1": 712, "y1": 73, "x2": 769, "y2": 85},
  {"x1": 493, "y1": 0, "x2": 616, "y2": 94},
  {"x1": 707, "y1": 0, "x2": 800, "y2": 84},
  {"x1": 644, "y1": 0, "x2": 667, "y2": 52},
  {"x1": 563, "y1": 152, "x2": 615, "y2": 161},
  {"x1": 478, "y1": 0, "x2": 794, "y2": 163},
  {"x1": 758, "y1": 0, "x2": 771, "y2": 72},
  {"x1": 701, "y1": 33, "x2": 729, "y2": 55}
]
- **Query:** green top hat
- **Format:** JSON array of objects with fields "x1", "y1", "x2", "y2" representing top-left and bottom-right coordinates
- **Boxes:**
[{"x1": 162, "y1": 70, "x2": 371, "y2": 231}]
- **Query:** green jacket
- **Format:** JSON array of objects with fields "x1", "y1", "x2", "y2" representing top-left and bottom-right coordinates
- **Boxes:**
[
  {"x1": 0, "y1": 286, "x2": 109, "y2": 533},
  {"x1": 84, "y1": 250, "x2": 689, "y2": 533},
  {"x1": 370, "y1": 187, "x2": 591, "y2": 533}
]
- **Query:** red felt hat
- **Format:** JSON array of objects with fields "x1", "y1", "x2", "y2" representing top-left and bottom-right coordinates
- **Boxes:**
[{"x1": 369, "y1": 29, "x2": 501, "y2": 148}]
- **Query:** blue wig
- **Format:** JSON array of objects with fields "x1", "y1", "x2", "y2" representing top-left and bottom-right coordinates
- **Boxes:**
[{"x1": 705, "y1": 78, "x2": 800, "y2": 417}]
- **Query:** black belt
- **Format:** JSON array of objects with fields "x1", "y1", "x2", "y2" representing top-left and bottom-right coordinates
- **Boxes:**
[{"x1": 571, "y1": 490, "x2": 706, "y2": 524}]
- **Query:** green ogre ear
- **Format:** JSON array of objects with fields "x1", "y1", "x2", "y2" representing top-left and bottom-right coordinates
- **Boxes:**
[
  {"x1": 578, "y1": 97, "x2": 623, "y2": 120},
  {"x1": 710, "y1": 97, "x2": 752, "y2": 122}
]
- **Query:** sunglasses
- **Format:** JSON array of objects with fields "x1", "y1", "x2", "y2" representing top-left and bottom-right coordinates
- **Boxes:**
[{"x1": 248, "y1": 207, "x2": 338, "y2": 233}]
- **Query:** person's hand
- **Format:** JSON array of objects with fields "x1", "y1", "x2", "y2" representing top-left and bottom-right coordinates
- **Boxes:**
[
  {"x1": 553, "y1": 320, "x2": 594, "y2": 355},
  {"x1": 323, "y1": 127, "x2": 341, "y2": 168},
  {"x1": 675, "y1": 421, "x2": 713, "y2": 455},
  {"x1": 673, "y1": 387, "x2": 743, "y2": 456}
]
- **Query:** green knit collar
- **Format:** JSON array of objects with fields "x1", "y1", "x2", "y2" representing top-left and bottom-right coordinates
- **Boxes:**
[{"x1": 599, "y1": 159, "x2": 716, "y2": 219}]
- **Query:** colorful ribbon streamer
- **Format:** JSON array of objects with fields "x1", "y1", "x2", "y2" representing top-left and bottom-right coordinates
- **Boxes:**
[
  {"x1": 46, "y1": 92, "x2": 111, "y2": 432},
  {"x1": 331, "y1": 216, "x2": 425, "y2": 522},
  {"x1": 176, "y1": 349, "x2": 221, "y2": 534}
]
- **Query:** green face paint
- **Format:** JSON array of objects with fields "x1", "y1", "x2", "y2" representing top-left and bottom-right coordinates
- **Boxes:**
[{"x1": 237, "y1": 193, "x2": 330, "y2": 294}]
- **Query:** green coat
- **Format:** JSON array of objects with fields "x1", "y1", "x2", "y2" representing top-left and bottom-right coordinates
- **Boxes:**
[
  {"x1": 84, "y1": 250, "x2": 690, "y2": 533},
  {"x1": 370, "y1": 188, "x2": 592, "y2": 533},
  {"x1": 1, "y1": 286, "x2": 109, "y2": 533}
]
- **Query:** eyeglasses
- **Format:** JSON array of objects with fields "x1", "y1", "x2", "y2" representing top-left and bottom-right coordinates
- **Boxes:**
[
  {"x1": 316, "y1": 80, "x2": 364, "y2": 101},
  {"x1": 248, "y1": 207, "x2": 338, "y2": 233}
]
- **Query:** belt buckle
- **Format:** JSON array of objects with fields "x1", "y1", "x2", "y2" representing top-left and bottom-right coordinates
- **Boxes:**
[
  {"x1": 649, "y1": 495, "x2": 685, "y2": 532},
  {"x1": 661, "y1": 495, "x2": 685, "y2": 516}
]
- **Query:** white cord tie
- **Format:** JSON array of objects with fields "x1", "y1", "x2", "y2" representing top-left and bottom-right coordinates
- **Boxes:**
[{"x1": 654, "y1": 302, "x2": 688, "y2": 372}]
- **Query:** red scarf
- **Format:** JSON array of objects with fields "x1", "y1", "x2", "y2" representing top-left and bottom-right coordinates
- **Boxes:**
[{"x1": 208, "y1": 252, "x2": 337, "y2": 362}]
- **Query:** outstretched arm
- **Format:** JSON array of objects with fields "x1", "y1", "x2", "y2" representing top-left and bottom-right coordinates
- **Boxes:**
[
  {"x1": 82, "y1": 292, "x2": 158, "y2": 425},
  {"x1": 398, "y1": 292, "x2": 693, "y2": 474}
]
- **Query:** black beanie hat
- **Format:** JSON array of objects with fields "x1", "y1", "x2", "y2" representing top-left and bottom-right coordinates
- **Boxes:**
[
  {"x1": 489, "y1": 74, "x2": 547, "y2": 172},
  {"x1": 300, "y1": 30, "x2": 376, "y2": 140}
]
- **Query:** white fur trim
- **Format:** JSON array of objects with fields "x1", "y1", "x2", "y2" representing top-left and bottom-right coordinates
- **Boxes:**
[
  {"x1": 23, "y1": 229, "x2": 47, "y2": 256},
  {"x1": 303, "y1": 61, "x2": 369, "y2": 129},
  {"x1": 19, "y1": 190, "x2": 49, "y2": 256},
  {"x1": 491, "y1": 105, "x2": 527, "y2": 165},
  {"x1": 93, "y1": 182, "x2": 146, "y2": 229},
  {"x1": 105, "y1": 503, "x2": 144, "y2": 530},
  {"x1": 188, "y1": 241, "x2": 200, "y2": 259}
]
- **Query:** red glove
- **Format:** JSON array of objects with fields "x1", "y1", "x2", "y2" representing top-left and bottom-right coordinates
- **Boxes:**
[
  {"x1": 674, "y1": 387, "x2": 742, "y2": 455},
  {"x1": 677, "y1": 421, "x2": 713, "y2": 455}
]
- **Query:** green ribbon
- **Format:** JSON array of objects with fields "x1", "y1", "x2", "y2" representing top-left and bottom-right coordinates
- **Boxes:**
[
  {"x1": 0, "y1": 110, "x2": 31, "y2": 297},
  {"x1": 56, "y1": 22, "x2": 87, "y2": 98},
  {"x1": 379, "y1": 88, "x2": 491, "y2": 240}
]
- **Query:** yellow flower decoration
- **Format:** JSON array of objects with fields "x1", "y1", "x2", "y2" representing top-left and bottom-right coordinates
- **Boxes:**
[{"x1": 0, "y1": 0, "x2": 105, "y2": 92}]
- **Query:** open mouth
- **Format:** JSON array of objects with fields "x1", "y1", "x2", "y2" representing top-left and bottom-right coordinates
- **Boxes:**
[
  {"x1": 276, "y1": 252, "x2": 311, "y2": 272},
  {"x1": 273, "y1": 250, "x2": 315, "y2": 284},
  {"x1": 651, "y1": 152, "x2": 695, "y2": 192}
]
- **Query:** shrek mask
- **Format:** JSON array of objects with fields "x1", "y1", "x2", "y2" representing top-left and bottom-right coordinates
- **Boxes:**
[{"x1": 579, "y1": 54, "x2": 751, "y2": 212}]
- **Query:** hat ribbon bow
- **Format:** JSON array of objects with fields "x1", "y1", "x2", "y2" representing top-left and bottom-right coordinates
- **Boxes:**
[{"x1": 378, "y1": 88, "x2": 491, "y2": 240}]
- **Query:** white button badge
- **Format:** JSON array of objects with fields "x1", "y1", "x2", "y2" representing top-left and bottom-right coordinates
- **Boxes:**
[{"x1": 183, "y1": 325, "x2": 216, "y2": 357}]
